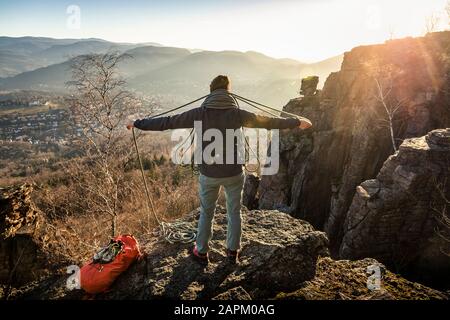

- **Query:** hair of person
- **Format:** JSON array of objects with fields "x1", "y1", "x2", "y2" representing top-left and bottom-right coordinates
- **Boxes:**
[{"x1": 210, "y1": 75, "x2": 230, "y2": 92}]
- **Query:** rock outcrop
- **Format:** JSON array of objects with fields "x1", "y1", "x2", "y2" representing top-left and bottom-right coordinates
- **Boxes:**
[
  {"x1": 103, "y1": 206, "x2": 330, "y2": 299},
  {"x1": 0, "y1": 184, "x2": 49, "y2": 287},
  {"x1": 340, "y1": 129, "x2": 450, "y2": 288},
  {"x1": 5, "y1": 206, "x2": 330, "y2": 299},
  {"x1": 4, "y1": 204, "x2": 447, "y2": 300},
  {"x1": 254, "y1": 32, "x2": 450, "y2": 257},
  {"x1": 300, "y1": 76, "x2": 319, "y2": 97}
]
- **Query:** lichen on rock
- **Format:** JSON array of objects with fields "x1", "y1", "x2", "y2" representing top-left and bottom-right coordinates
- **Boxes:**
[{"x1": 276, "y1": 257, "x2": 447, "y2": 300}]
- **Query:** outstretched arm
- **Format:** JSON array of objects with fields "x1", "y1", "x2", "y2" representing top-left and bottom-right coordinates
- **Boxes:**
[
  {"x1": 127, "y1": 108, "x2": 200, "y2": 131},
  {"x1": 238, "y1": 109, "x2": 312, "y2": 130}
]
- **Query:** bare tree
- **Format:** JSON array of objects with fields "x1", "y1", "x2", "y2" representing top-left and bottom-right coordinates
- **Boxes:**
[
  {"x1": 366, "y1": 62, "x2": 405, "y2": 153},
  {"x1": 425, "y1": 12, "x2": 440, "y2": 34},
  {"x1": 447, "y1": 1, "x2": 450, "y2": 27},
  {"x1": 66, "y1": 52, "x2": 146, "y2": 237}
]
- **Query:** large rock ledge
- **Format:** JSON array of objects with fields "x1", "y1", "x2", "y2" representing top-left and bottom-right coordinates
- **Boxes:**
[
  {"x1": 3, "y1": 206, "x2": 330, "y2": 299},
  {"x1": 103, "y1": 206, "x2": 330, "y2": 299},
  {"x1": 3, "y1": 200, "x2": 447, "y2": 300}
]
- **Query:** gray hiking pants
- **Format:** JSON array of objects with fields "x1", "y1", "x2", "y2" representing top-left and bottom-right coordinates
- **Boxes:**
[{"x1": 196, "y1": 172, "x2": 244, "y2": 254}]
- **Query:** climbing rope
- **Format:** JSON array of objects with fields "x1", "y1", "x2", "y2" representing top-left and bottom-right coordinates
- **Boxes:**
[
  {"x1": 131, "y1": 96, "x2": 209, "y2": 244},
  {"x1": 230, "y1": 93, "x2": 302, "y2": 119},
  {"x1": 131, "y1": 92, "x2": 300, "y2": 243},
  {"x1": 231, "y1": 94, "x2": 262, "y2": 175},
  {"x1": 133, "y1": 127, "x2": 197, "y2": 244}
]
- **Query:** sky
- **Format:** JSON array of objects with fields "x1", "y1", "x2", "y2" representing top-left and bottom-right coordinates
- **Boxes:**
[{"x1": 0, "y1": 0, "x2": 449, "y2": 62}]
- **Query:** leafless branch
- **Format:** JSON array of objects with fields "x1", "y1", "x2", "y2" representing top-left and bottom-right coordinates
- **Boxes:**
[
  {"x1": 366, "y1": 61, "x2": 405, "y2": 153},
  {"x1": 425, "y1": 12, "x2": 440, "y2": 34},
  {"x1": 66, "y1": 52, "x2": 144, "y2": 237}
]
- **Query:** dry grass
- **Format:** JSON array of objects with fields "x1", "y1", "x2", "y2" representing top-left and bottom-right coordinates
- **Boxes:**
[
  {"x1": 29, "y1": 146, "x2": 201, "y2": 264},
  {"x1": 1, "y1": 132, "x2": 227, "y2": 265}
]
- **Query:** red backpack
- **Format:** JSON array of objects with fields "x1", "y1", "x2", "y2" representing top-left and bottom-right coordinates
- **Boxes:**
[{"x1": 80, "y1": 234, "x2": 141, "y2": 294}]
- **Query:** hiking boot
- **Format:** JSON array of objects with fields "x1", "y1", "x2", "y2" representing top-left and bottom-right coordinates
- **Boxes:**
[
  {"x1": 192, "y1": 246, "x2": 209, "y2": 265},
  {"x1": 226, "y1": 249, "x2": 239, "y2": 264}
]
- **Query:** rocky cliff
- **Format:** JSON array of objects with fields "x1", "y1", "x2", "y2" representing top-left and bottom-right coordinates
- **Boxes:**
[
  {"x1": 340, "y1": 129, "x2": 450, "y2": 288},
  {"x1": 249, "y1": 32, "x2": 450, "y2": 288}
]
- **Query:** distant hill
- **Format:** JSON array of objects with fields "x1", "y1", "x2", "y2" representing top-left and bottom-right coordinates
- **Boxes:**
[
  {"x1": 0, "y1": 36, "x2": 343, "y2": 107},
  {"x1": 0, "y1": 36, "x2": 149, "y2": 78},
  {"x1": 120, "y1": 46, "x2": 191, "y2": 78},
  {"x1": 128, "y1": 49, "x2": 313, "y2": 106},
  {"x1": 0, "y1": 60, "x2": 71, "y2": 91}
]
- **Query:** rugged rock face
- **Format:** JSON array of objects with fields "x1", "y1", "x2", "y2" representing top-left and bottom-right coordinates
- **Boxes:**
[
  {"x1": 340, "y1": 129, "x2": 450, "y2": 288},
  {"x1": 255, "y1": 32, "x2": 450, "y2": 257},
  {"x1": 0, "y1": 184, "x2": 49, "y2": 287},
  {"x1": 276, "y1": 257, "x2": 447, "y2": 300}
]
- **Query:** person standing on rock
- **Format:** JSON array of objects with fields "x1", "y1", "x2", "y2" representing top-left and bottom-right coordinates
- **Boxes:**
[{"x1": 127, "y1": 75, "x2": 312, "y2": 265}]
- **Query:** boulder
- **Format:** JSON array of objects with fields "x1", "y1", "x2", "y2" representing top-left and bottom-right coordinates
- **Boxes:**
[
  {"x1": 300, "y1": 76, "x2": 319, "y2": 97},
  {"x1": 0, "y1": 184, "x2": 49, "y2": 287},
  {"x1": 340, "y1": 129, "x2": 450, "y2": 288},
  {"x1": 0, "y1": 183, "x2": 41, "y2": 239}
]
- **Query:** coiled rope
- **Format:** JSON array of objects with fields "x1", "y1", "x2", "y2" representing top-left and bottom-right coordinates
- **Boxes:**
[{"x1": 132, "y1": 92, "x2": 300, "y2": 243}]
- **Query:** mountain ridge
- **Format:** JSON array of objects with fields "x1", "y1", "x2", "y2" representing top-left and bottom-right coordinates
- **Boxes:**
[{"x1": 0, "y1": 37, "x2": 343, "y2": 106}]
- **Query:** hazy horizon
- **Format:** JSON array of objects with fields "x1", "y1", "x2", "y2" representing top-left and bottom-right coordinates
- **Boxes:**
[
  {"x1": 1, "y1": 0, "x2": 449, "y2": 63},
  {"x1": 0, "y1": 34, "x2": 347, "y2": 65}
]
